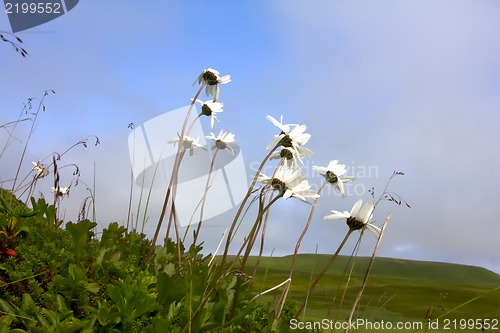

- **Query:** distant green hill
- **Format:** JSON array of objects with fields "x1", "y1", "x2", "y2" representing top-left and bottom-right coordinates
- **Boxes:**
[
  {"x1": 234, "y1": 255, "x2": 500, "y2": 331},
  {"x1": 249, "y1": 254, "x2": 500, "y2": 285}
]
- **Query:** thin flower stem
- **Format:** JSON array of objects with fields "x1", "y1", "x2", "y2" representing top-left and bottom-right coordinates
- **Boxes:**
[
  {"x1": 295, "y1": 229, "x2": 354, "y2": 319},
  {"x1": 230, "y1": 190, "x2": 282, "y2": 318},
  {"x1": 147, "y1": 84, "x2": 205, "y2": 262},
  {"x1": 165, "y1": 150, "x2": 186, "y2": 242},
  {"x1": 325, "y1": 231, "x2": 363, "y2": 320},
  {"x1": 127, "y1": 128, "x2": 136, "y2": 230},
  {"x1": 291, "y1": 181, "x2": 328, "y2": 273},
  {"x1": 240, "y1": 191, "x2": 282, "y2": 271},
  {"x1": 167, "y1": 132, "x2": 198, "y2": 261},
  {"x1": 163, "y1": 149, "x2": 185, "y2": 264},
  {"x1": 14, "y1": 166, "x2": 43, "y2": 199},
  {"x1": 251, "y1": 278, "x2": 291, "y2": 302},
  {"x1": 169, "y1": 201, "x2": 182, "y2": 263},
  {"x1": 252, "y1": 190, "x2": 275, "y2": 278},
  {"x1": 345, "y1": 213, "x2": 391, "y2": 333},
  {"x1": 275, "y1": 180, "x2": 328, "y2": 316},
  {"x1": 193, "y1": 148, "x2": 219, "y2": 245},
  {"x1": 221, "y1": 192, "x2": 274, "y2": 299},
  {"x1": 12, "y1": 92, "x2": 50, "y2": 193},
  {"x1": 208, "y1": 228, "x2": 227, "y2": 270},
  {"x1": 91, "y1": 162, "x2": 97, "y2": 223},
  {"x1": 141, "y1": 152, "x2": 164, "y2": 233},
  {"x1": 0, "y1": 118, "x2": 30, "y2": 161},
  {"x1": 174, "y1": 186, "x2": 271, "y2": 327},
  {"x1": 219, "y1": 142, "x2": 281, "y2": 268},
  {"x1": 252, "y1": 158, "x2": 284, "y2": 275},
  {"x1": 231, "y1": 158, "x2": 288, "y2": 317},
  {"x1": 147, "y1": 186, "x2": 171, "y2": 261},
  {"x1": 186, "y1": 113, "x2": 202, "y2": 137}
]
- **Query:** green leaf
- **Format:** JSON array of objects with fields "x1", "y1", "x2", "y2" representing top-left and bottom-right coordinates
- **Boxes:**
[
  {"x1": 18, "y1": 210, "x2": 38, "y2": 218},
  {"x1": 157, "y1": 272, "x2": 185, "y2": 307},
  {"x1": 85, "y1": 283, "x2": 100, "y2": 294},
  {"x1": 0, "y1": 299, "x2": 16, "y2": 314},
  {"x1": 21, "y1": 293, "x2": 36, "y2": 313},
  {"x1": 66, "y1": 220, "x2": 97, "y2": 255},
  {"x1": 163, "y1": 263, "x2": 175, "y2": 277},
  {"x1": 55, "y1": 294, "x2": 71, "y2": 313},
  {"x1": 0, "y1": 316, "x2": 14, "y2": 332},
  {"x1": 68, "y1": 264, "x2": 85, "y2": 281},
  {"x1": 40, "y1": 308, "x2": 58, "y2": 326}
]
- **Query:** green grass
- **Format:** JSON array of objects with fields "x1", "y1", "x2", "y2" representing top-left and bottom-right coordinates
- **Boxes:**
[{"x1": 239, "y1": 254, "x2": 500, "y2": 332}]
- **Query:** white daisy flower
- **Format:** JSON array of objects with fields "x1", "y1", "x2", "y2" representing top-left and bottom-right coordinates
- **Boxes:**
[
  {"x1": 32, "y1": 161, "x2": 49, "y2": 178},
  {"x1": 313, "y1": 160, "x2": 355, "y2": 197},
  {"x1": 194, "y1": 99, "x2": 223, "y2": 129},
  {"x1": 168, "y1": 134, "x2": 207, "y2": 156},
  {"x1": 265, "y1": 115, "x2": 312, "y2": 164},
  {"x1": 265, "y1": 120, "x2": 310, "y2": 149},
  {"x1": 324, "y1": 199, "x2": 380, "y2": 238},
  {"x1": 283, "y1": 179, "x2": 320, "y2": 204},
  {"x1": 270, "y1": 146, "x2": 313, "y2": 169},
  {"x1": 206, "y1": 130, "x2": 238, "y2": 155},
  {"x1": 194, "y1": 68, "x2": 231, "y2": 102},
  {"x1": 258, "y1": 165, "x2": 319, "y2": 204},
  {"x1": 51, "y1": 186, "x2": 70, "y2": 197}
]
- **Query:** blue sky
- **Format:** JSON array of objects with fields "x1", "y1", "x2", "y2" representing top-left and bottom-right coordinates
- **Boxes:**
[{"x1": 1, "y1": 1, "x2": 500, "y2": 273}]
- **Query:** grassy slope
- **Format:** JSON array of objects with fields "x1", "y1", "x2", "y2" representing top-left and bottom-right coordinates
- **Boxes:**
[{"x1": 239, "y1": 255, "x2": 500, "y2": 331}]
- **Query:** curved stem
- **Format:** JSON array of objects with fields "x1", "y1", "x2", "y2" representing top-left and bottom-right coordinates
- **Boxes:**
[
  {"x1": 345, "y1": 213, "x2": 391, "y2": 332},
  {"x1": 186, "y1": 113, "x2": 203, "y2": 137},
  {"x1": 275, "y1": 180, "x2": 328, "y2": 316},
  {"x1": 240, "y1": 190, "x2": 282, "y2": 271},
  {"x1": 290, "y1": 180, "x2": 328, "y2": 274},
  {"x1": 252, "y1": 190, "x2": 275, "y2": 278},
  {"x1": 219, "y1": 142, "x2": 281, "y2": 267},
  {"x1": 192, "y1": 148, "x2": 219, "y2": 245},
  {"x1": 12, "y1": 93, "x2": 50, "y2": 192},
  {"x1": 230, "y1": 190, "x2": 282, "y2": 318},
  {"x1": 147, "y1": 84, "x2": 205, "y2": 262},
  {"x1": 295, "y1": 229, "x2": 353, "y2": 319}
]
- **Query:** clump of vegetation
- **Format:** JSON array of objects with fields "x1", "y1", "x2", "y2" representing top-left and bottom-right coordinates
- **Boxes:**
[{"x1": 1, "y1": 190, "x2": 275, "y2": 331}]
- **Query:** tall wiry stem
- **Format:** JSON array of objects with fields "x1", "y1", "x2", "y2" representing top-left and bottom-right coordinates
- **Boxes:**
[
  {"x1": 218, "y1": 142, "x2": 281, "y2": 268},
  {"x1": 192, "y1": 148, "x2": 219, "y2": 246},
  {"x1": 12, "y1": 91, "x2": 54, "y2": 193},
  {"x1": 147, "y1": 84, "x2": 205, "y2": 262},
  {"x1": 275, "y1": 180, "x2": 328, "y2": 316},
  {"x1": 295, "y1": 229, "x2": 353, "y2": 319},
  {"x1": 345, "y1": 213, "x2": 391, "y2": 332}
]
